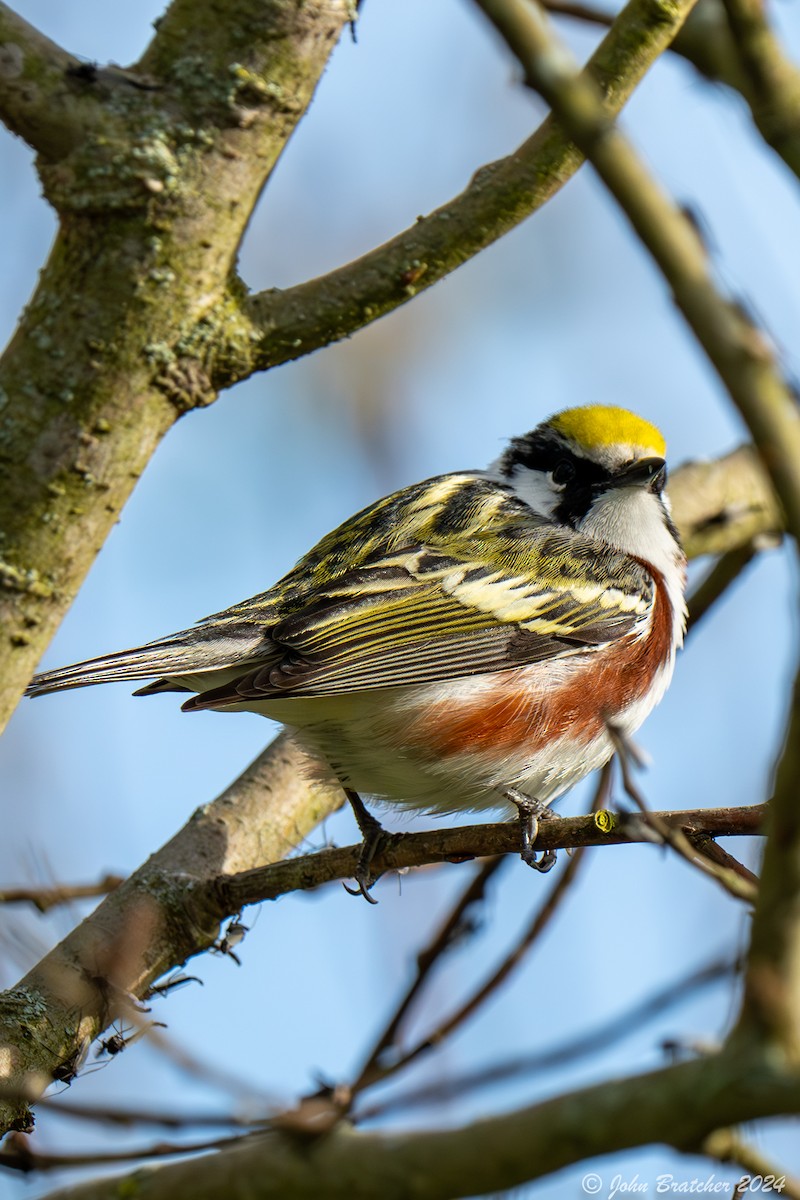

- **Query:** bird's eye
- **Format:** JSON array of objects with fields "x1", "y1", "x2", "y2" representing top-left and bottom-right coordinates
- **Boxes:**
[{"x1": 552, "y1": 459, "x2": 576, "y2": 486}]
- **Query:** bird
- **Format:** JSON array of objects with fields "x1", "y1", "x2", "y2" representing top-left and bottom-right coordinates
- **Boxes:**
[{"x1": 27, "y1": 404, "x2": 687, "y2": 898}]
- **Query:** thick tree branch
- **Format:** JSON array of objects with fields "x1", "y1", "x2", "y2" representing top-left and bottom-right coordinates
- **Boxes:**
[
  {"x1": 212, "y1": 0, "x2": 698, "y2": 384},
  {"x1": 33, "y1": 1049, "x2": 800, "y2": 1200},
  {"x1": 0, "y1": 4, "x2": 87, "y2": 158},
  {"x1": 739, "y1": 661, "x2": 800, "y2": 1058},
  {"x1": 669, "y1": 446, "x2": 781, "y2": 560},
  {"x1": 0, "y1": 0, "x2": 352, "y2": 734},
  {"x1": 0, "y1": 733, "x2": 343, "y2": 1134}
]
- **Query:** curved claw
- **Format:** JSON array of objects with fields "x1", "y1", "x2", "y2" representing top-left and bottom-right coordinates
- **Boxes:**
[
  {"x1": 343, "y1": 878, "x2": 380, "y2": 905},
  {"x1": 529, "y1": 848, "x2": 558, "y2": 873}
]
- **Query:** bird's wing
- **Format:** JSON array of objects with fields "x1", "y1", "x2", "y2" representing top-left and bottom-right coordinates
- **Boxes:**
[
  {"x1": 26, "y1": 474, "x2": 655, "y2": 702},
  {"x1": 184, "y1": 521, "x2": 655, "y2": 709}
]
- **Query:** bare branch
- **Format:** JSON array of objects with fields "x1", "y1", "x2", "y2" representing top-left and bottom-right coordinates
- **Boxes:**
[
  {"x1": 360, "y1": 830, "x2": 589, "y2": 1093},
  {"x1": 669, "y1": 446, "x2": 781, "y2": 561},
  {"x1": 685, "y1": 833, "x2": 759, "y2": 890},
  {"x1": 0, "y1": 4, "x2": 88, "y2": 157},
  {"x1": 214, "y1": 804, "x2": 765, "y2": 910},
  {"x1": 472, "y1": 0, "x2": 800, "y2": 542},
  {"x1": 0, "y1": 1131, "x2": 244, "y2": 1174},
  {"x1": 348, "y1": 857, "x2": 506, "y2": 1099},
  {"x1": 538, "y1": 0, "x2": 800, "y2": 181},
  {"x1": 0, "y1": 733, "x2": 343, "y2": 1134},
  {"x1": 214, "y1": 0, "x2": 698, "y2": 385},
  {"x1": 717, "y1": 0, "x2": 800, "y2": 180},
  {"x1": 349, "y1": 770, "x2": 610, "y2": 1098},
  {"x1": 702, "y1": 1128, "x2": 800, "y2": 1200},
  {"x1": 30, "y1": 1049, "x2": 800, "y2": 1200},
  {"x1": 360, "y1": 953, "x2": 738, "y2": 1118},
  {"x1": 0, "y1": 874, "x2": 123, "y2": 913},
  {"x1": 610, "y1": 730, "x2": 758, "y2": 904},
  {"x1": 38, "y1": 1097, "x2": 258, "y2": 1130}
]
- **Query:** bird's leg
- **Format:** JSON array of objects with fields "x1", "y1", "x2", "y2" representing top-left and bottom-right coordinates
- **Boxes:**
[
  {"x1": 342, "y1": 788, "x2": 390, "y2": 904},
  {"x1": 503, "y1": 788, "x2": 558, "y2": 873}
]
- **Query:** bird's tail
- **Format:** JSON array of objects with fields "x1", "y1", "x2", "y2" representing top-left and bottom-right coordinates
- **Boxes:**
[{"x1": 25, "y1": 629, "x2": 261, "y2": 697}]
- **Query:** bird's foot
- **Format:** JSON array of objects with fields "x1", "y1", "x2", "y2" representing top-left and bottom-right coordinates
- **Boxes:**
[
  {"x1": 342, "y1": 788, "x2": 389, "y2": 903},
  {"x1": 503, "y1": 788, "x2": 558, "y2": 873}
]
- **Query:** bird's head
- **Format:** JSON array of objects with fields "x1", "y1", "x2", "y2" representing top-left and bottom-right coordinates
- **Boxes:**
[{"x1": 491, "y1": 404, "x2": 682, "y2": 572}]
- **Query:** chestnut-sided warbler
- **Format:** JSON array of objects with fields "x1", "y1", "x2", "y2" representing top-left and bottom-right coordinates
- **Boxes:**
[{"x1": 28, "y1": 405, "x2": 686, "y2": 893}]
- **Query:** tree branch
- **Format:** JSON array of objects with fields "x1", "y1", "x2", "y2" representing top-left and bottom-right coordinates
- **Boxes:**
[
  {"x1": 214, "y1": 804, "x2": 765, "y2": 911},
  {"x1": 0, "y1": 874, "x2": 123, "y2": 913},
  {"x1": 360, "y1": 952, "x2": 737, "y2": 1118},
  {"x1": 32, "y1": 1049, "x2": 800, "y2": 1200},
  {"x1": 537, "y1": 0, "x2": 800, "y2": 182},
  {"x1": 472, "y1": 0, "x2": 800, "y2": 1074},
  {"x1": 701, "y1": 1127, "x2": 800, "y2": 1199},
  {"x1": 717, "y1": 0, "x2": 800, "y2": 181},
  {"x1": 0, "y1": 0, "x2": 352, "y2": 734},
  {"x1": 0, "y1": 3, "x2": 87, "y2": 158},
  {"x1": 472, "y1": 0, "x2": 800, "y2": 543},
  {"x1": 668, "y1": 446, "x2": 781, "y2": 560},
  {"x1": 0, "y1": 445, "x2": 774, "y2": 1132},
  {"x1": 211, "y1": 0, "x2": 698, "y2": 384},
  {"x1": 0, "y1": 733, "x2": 343, "y2": 1134}
]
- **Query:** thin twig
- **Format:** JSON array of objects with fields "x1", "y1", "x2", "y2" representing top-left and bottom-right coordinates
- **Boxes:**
[
  {"x1": 0, "y1": 1130, "x2": 248, "y2": 1174},
  {"x1": 37, "y1": 1097, "x2": 263, "y2": 1130},
  {"x1": 703, "y1": 1127, "x2": 800, "y2": 1200},
  {"x1": 0, "y1": 875, "x2": 124, "y2": 913},
  {"x1": 358, "y1": 953, "x2": 738, "y2": 1119},
  {"x1": 348, "y1": 856, "x2": 507, "y2": 1098},
  {"x1": 350, "y1": 770, "x2": 614, "y2": 1098},
  {"x1": 370, "y1": 766, "x2": 613, "y2": 1085},
  {"x1": 377, "y1": 838, "x2": 588, "y2": 1086},
  {"x1": 687, "y1": 543, "x2": 761, "y2": 632},
  {"x1": 539, "y1": 0, "x2": 613, "y2": 26},
  {"x1": 609, "y1": 729, "x2": 758, "y2": 904},
  {"x1": 685, "y1": 833, "x2": 759, "y2": 889}
]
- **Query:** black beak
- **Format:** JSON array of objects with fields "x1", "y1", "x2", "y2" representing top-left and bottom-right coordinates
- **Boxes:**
[{"x1": 616, "y1": 457, "x2": 667, "y2": 493}]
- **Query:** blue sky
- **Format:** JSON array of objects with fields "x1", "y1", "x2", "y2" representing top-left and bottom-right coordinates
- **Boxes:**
[{"x1": 1, "y1": 2, "x2": 799, "y2": 1195}]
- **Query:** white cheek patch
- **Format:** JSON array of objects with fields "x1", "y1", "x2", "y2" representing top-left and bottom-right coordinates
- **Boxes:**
[{"x1": 505, "y1": 466, "x2": 559, "y2": 518}]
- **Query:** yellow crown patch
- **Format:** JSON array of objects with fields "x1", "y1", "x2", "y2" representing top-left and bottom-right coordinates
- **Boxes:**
[{"x1": 548, "y1": 405, "x2": 666, "y2": 457}]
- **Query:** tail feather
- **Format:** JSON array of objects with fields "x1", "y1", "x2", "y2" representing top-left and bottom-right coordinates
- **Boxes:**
[{"x1": 26, "y1": 630, "x2": 265, "y2": 698}]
